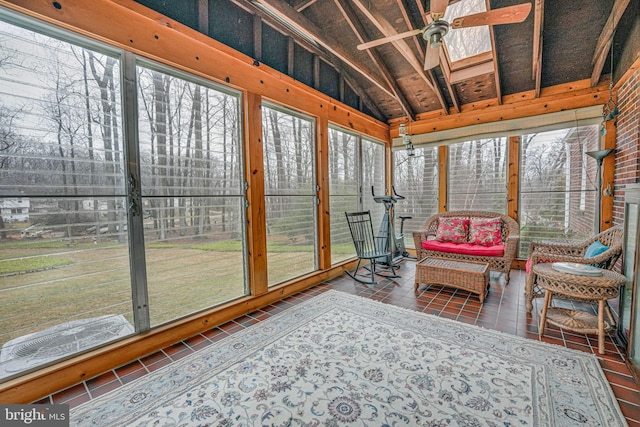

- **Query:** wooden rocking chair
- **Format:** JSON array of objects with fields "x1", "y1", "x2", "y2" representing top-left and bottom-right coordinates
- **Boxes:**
[{"x1": 345, "y1": 211, "x2": 399, "y2": 284}]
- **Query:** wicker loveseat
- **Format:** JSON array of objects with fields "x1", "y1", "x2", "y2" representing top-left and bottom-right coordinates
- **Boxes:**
[{"x1": 412, "y1": 211, "x2": 520, "y2": 283}]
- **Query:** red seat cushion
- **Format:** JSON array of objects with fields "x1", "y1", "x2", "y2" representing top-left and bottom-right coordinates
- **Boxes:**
[
  {"x1": 525, "y1": 257, "x2": 551, "y2": 273},
  {"x1": 422, "y1": 240, "x2": 504, "y2": 257}
]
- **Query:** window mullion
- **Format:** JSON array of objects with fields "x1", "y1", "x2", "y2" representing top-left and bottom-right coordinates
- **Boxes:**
[{"x1": 122, "y1": 51, "x2": 150, "y2": 333}]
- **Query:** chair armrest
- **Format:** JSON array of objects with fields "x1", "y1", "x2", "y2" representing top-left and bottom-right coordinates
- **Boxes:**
[
  {"x1": 529, "y1": 251, "x2": 586, "y2": 265},
  {"x1": 412, "y1": 231, "x2": 429, "y2": 258},
  {"x1": 503, "y1": 235, "x2": 519, "y2": 262},
  {"x1": 528, "y1": 240, "x2": 584, "y2": 257}
]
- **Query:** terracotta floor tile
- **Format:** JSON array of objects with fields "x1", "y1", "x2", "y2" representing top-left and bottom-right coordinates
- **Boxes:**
[
  {"x1": 119, "y1": 368, "x2": 148, "y2": 385},
  {"x1": 626, "y1": 419, "x2": 640, "y2": 427},
  {"x1": 618, "y1": 400, "x2": 640, "y2": 423},
  {"x1": 218, "y1": 321, "x2": 244, "y2": 335},
  {"x1": 51, "y1": 383, "x2": 87, "y2": 404},
  {"x1": 184, "y1": 334, "x2": 211, "y2": 351},
  {"x1": 605, "y1": 370, "x2": 640, "y2": 390},
  {"x1": 610, "y1": 383, "x2": 640, "y2": 405},
  {"x1": 201, "y1": 327, "x2": 228, "y2": 342},
  {"x1": 61, "y1": 393, "x2": 90, "y2": 409},
  {"x1": 163, "y1": 342, "x2": 193, "y2": 357},
  {"x1": 89, "y1": 380, "x2": 122, "y2": 399},
  {"x1": 115, "y1": 360, "x2": 145, "y2": 377},
  {"x1": 140, "y1": 351, "x2": 169, "y2": 367},
  {"x1": 145, "y1": 357, "x2": 172, "y2": 372},
  {"x1": 86, "y1": 371, "x2": 118, "y2": 390}
]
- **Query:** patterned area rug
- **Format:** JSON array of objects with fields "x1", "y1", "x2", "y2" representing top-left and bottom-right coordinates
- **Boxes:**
[{"x1": 71, "y1": 291, "x2": 627, "y2": 426}]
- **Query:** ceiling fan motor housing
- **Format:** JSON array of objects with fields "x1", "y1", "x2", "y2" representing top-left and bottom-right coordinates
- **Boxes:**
[{"x1": 424, "y1": 20, "x2": 449, "y2": 47}]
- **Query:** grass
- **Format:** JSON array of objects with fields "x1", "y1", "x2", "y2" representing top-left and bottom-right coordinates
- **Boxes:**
[
  {"x1": 0, "y1": 257, "x2": 72, "y2": 275},
  {"x1": 0, "y1": 236, "x2": 347, "y2": 348}
]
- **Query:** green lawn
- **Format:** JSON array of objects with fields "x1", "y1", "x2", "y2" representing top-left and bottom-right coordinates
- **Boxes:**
[{"x1": 0, "y1": 238, "x2": 354, "y2": 347}]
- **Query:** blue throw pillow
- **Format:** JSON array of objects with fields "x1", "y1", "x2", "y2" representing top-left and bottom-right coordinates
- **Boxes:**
[{"x1": 584, "y1": 241, "x2": 609, "y2": 259}]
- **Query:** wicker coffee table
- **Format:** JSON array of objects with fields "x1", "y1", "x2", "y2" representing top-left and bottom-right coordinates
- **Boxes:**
[
  {"x1": 533, "y1": 263, "x2": 626, "y2": 354},
  {"x1": 415, "y1": 257, "x2": 490, "y2": 302}
]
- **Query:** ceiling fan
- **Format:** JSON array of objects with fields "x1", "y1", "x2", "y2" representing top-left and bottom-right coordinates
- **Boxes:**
[{"x1": 357, "y1": 0, "x2": 532, "y2": 70}]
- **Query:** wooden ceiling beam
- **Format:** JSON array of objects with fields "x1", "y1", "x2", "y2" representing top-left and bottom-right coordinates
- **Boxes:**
[
  {"x1": 231, "y1": 0, "x2": 386, "y2": 118},
  {"x1": 248, "y1": 0, "x2": 402, "y2": 104},
  {"x1": 395, "y1": 82, "x2": 609, "y2": 137},
  {"x1": 488, "y1": 24, "x2": 502, "y2": 104},
  {"x1": 335, "y1": 0, "x2": 416, "y2": 120},
  {"x1": 531, "y1": 0, "x2": 543, "y2": 97},
  {"x1": 590, "y1": 0, "x2": 631, "y2": 86},
  {"x1": 292, "y1": 0, "x2": 317, "y2": 12},
  {"x1": 351, "y1": 0, "x2": 450, "y2": 113}
]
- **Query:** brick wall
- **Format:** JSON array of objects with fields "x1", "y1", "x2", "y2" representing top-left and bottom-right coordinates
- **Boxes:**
[{"x1": 613, "y1": 66, "x2": 640, "y2": 226}]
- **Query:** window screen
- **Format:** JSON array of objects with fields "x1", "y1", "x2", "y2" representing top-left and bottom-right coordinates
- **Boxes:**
[
  {"x1": 519, "y1": 125, "x2": 599, "y2": 258},
  {"x1": 448, "y1": 138, "x2": 508, "y2": 213},
  {"x1": 262, "y1": 104, "x2": 317, "y2": 285}
]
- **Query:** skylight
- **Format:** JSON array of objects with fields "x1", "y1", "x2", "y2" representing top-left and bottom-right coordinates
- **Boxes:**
[{"x1": 443, "y1": 0, "x2": 492, "y2": 63}]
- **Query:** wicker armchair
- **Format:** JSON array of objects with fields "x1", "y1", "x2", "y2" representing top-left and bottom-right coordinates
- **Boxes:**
[
  {"x1": 412, "y1": 211, "x2": 520, "y2": 282},
  {"x1": 524, "y1": 225, "x2": 623, "y2": 312}
]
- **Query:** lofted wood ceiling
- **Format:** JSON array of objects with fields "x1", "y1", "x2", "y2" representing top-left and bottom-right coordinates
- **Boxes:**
[{"x1": 136, "y1": 0, "x2": 639, "y2": 123}]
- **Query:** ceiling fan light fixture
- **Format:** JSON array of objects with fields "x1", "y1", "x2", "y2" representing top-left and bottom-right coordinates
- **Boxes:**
[
  {"x1": 429, "y1": 32, "x2": 442, "y2": 48},
  {"x1": 423, "y1": 20, "x2": 449, "y2": 47}
]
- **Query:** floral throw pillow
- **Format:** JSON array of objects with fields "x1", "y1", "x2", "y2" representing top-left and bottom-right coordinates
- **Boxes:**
[
  {"x1": 435, "y1": 217, "x2": 469, "y2": 243},
  {"x1": 469, "y1": 218, "x2": 503, "y2": 246}
]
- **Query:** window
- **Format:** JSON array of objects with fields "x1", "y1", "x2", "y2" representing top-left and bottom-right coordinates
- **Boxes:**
[
  {"x1": 137, "y1": 63, "x2": 247, "y2": 327},
  {"x1": 0, "y1": 18, "x2": 132, "y2": 380},
  {"x1": 328, "y1": 129, "x2": 385, "y2": 264},
  {"x1": 262, "y1": 104, "x2": 317, "y2": 285},
  {"x1": 328, "y1": 127, "x2": 359, "y2": 264},
  {"x1": 393, "y1": 147, "x2": 439, "y2": 248},
  {"x1": 519, "y1": 125, "x2": 600, "y2": 257},
  {"x1": 448, "y1": 138, "x2": 508, "y2": 213},
  {"x1": 361, "y1": 138, "x2": 386, "y2": 237},
  {"x1": 0, "y1": 11, "x2": 248, "y2": 380}
]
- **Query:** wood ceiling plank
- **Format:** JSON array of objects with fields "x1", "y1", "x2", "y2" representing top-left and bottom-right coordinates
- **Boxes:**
[{"x1": 590, "y1": 0, "x2": 632, "y2": 86}]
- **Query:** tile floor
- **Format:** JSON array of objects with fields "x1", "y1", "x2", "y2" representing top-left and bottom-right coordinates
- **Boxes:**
[{"x1": 36, "y1": 261, "x2": 640, "y2": 425}]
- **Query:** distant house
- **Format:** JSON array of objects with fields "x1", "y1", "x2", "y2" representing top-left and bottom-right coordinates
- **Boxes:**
[{"x1": 0, "y1": 190, "x2": 30, "y2": 223}]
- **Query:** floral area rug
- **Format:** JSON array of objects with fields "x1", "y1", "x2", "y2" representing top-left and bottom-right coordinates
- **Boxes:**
[{"x1": 71, "y1": 290, "x2": 627, "y2": 426}]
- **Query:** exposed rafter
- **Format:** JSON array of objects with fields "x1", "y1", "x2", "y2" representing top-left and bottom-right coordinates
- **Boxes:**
[
  {"x1": 292, "y1": 0, "x2": 317, "y2": 12},
  {"x1": 531, "y1": 0, "x2": 543, "y2": 97},
  {"x1": 247, "y1": 0, "x2": 408, "y2": 114},
  {"x1": 334, "y1": 0, "x2": 416, "y2": 120},
  {"x1": 351, "y1": 0, "x2": 450, "y2": 113},
  {"x1": 590, "y1": 0, "x2": 631, "y2": 86},
  {"x1": 488, "y1": 24, "x2": 502, "y2": 104}
]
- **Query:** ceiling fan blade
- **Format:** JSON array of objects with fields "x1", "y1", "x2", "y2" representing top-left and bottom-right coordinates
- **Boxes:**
[
  {"x1": 424, "y1": 43, "x2": 440, "y2": 70},
  {"x1": 450, "y1": 3, "x2": 532, "y2": 29},
  {"x1": 357, "y1": 28, "x2": 424, "y2": 50},
  {"x1": 429, "y1": 0, "x2": 448, "y2": 21}
]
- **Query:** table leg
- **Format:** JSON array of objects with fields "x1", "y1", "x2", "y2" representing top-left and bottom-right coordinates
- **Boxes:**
[
  {"x1": 598, "y1": 299, "x2": 605, "y2": 355},
  {"x1": 539, "y1": 290, "x2": 553, "y2": 338}
]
